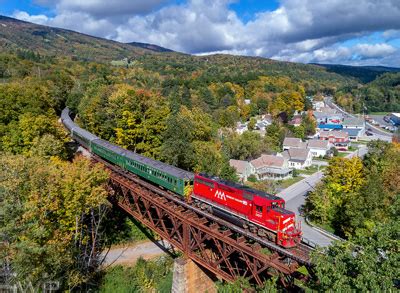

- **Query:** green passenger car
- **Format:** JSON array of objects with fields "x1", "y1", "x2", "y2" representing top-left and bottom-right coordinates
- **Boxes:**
[{"x1": 91, "y1": 139, "x2": 194, "y2": 196}]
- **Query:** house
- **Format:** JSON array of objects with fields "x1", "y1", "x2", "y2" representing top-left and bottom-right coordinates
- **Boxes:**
[
  {"x1": 342, "y1": 117, "x2": 365, "y2": 140},
  {"x1": 261, "y1": 114, "x2": 273, "y2": 124},
  {"x1": 283, "y1": 137, "x2": 306, "y2": 150},
  {"x1": 307, "y1": 139, "x2": 332, "y2": 157},
  {"x1": 250, "y1": 154, "x2": 292, "y2": 180},
  {"x1": 282, "y1": 148, "x2": 313, "y2": 169},
  {"x1": 229, "y1": 159, "x2": 254, "y2": 182},
  {"x1": 389, "y1": 113, "x2": 400, "y2": 126},
  {"x1": 312, "y1": 101, "x2": 325, "y2": 111},
  {"x1": 314, "y1": 111, "x2": 343, "y2": 129},
  {"x1": 319, "y1": 130, "x2": 349, "y2": 150},
  {"x1": 236, "y1": 122, "x2": 248, "y2": 134},
  {"x1": 288, "y1": 115, "x2": 302, "y2": 127}
]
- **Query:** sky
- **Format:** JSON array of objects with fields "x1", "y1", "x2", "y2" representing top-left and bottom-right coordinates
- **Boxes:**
[{"x1": 1, "y1": 0, "x2": 400, "y2": 67}]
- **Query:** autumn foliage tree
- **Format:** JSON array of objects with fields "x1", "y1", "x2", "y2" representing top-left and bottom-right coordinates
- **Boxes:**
[{"x1": 0, "y1": 155, "x2": 110, "y2": 290}]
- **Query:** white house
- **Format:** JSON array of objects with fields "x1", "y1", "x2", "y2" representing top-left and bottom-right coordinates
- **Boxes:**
[
  {"x1": 236, "y1": 122, "x2": 248, "y2": 134},
  {"x1": 282, "y1": 148, "x2": 313, "y2": 169},
  {"x1": 229, "y1": 159, "x2": 254, "y2": 182},
  {"x1": 307, "y1": 139, "x2": 332, "y2": 157},
  {"x1": 312, "y1": 101, "x2": 325, "y2": 111},
  {"x1": 250, "y1": 154, "x2": 292, "y2": 180},
  {"x1": 282, "y1": 137, "x2": 306, "y2": 151},
  {"x1": 342, "y1": 117, "x2": 365, "y2": 140}
]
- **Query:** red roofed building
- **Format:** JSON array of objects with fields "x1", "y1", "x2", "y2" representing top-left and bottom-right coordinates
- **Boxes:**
[{"x1": 319, "y1": 130, "x2": 349, "y2": 151}]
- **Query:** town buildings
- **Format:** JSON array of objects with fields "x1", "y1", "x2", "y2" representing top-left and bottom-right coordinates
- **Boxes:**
[
  {"x1": 283, "y1": 137, "x2": 306, "y2": 150},
  {"x1": 342, "y1": 117, "x2": 365, "y2": 140},
  {"x1": 250, "y1": 154, "x2": 292, "y2": 180},
  {"x1": 282, "y1": 148, "x2": 313, "y2": 169},
  {"x1": 319, "y1": 130, "x2": 350, "y2": 150},
  {"x1": 307, "y1": 139, "x2": 332, "y2": 157},
  {"x1": 229, "y1": 159, "x2": 254, "y2": 182}
]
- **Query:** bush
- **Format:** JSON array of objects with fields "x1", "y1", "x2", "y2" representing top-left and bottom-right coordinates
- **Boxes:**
[
  {"x1": 247, "y1": 174, "x2": 258, "y2": 182},
  {"x1": 99, "y1": 256, "x2": 174, "y2": 292}
]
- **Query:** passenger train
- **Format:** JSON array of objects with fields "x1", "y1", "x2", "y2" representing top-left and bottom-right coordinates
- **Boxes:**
[{"x1": 61, "y1": 108, "x2": 302, "y2": 248}]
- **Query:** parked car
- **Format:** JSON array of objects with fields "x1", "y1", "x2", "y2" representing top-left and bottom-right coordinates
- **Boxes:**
[{"x1": 366, "y1": 130, "x2": 374, "y2": 136}]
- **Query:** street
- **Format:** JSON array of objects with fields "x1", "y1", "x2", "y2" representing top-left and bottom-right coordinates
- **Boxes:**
[{"x1": 277, "y1": 144, "x2": 368, "y2": 247}]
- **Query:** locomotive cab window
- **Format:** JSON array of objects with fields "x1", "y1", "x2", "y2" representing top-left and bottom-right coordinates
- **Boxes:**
[{"x1": 255, "y1": 205, "x2": 263, "y2": 213}]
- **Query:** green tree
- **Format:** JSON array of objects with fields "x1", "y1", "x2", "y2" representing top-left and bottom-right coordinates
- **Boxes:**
[
  {"x1": 0, "y1": 155, "x2": 109, "y2": 290},
  {"x1": 248, "y1": 117, "x2": 257, "y2": 131},
  {"x1": 264, "y1": 122, "x2": 285, "y2": 152},
  {"x1": 311, "y1": 219, "x2": 399, "y2": 292}
]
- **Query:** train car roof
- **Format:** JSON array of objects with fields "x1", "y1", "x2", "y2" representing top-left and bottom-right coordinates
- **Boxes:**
[
  {"x1": 73, "y1": 125, "x2": 100, "y2": 141},
  {"x1": 125, "y1": 149, "x2": 194, "y2": 180},
  {"x1": 61, "y1": 108, "x2": 99, "y2": 141},
  {"x1": 273, "y1": 207, "x2": 294, "y2": 215},
  {"x1": 93, "y1": 139, "x2": 194, "y2": 181},
  {"x1": 198, "y1": 173, "x2": 282, "y2": 201},
  {"x1": 93, "y1": 139, "x2": 127, "y2": 156}
]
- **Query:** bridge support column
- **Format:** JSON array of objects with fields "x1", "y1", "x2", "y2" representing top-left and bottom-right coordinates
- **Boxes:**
[{"x1": 171, "y1": 258, "x2": 217, "y2": 293}]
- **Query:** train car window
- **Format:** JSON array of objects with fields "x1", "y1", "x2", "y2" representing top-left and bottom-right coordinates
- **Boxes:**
[
  {"x1": 255, "y1": 205, "x2": 263, "y2": 213},
  {"x1": 195, "y1": 178, "x2": 214, "y2": 188},
  {"x1": 218, "y1": 184, "x2": 233, "y2": 192}
]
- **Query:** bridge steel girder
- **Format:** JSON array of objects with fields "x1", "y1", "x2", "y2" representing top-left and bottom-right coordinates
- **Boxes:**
[{"x1": 107, "y1": 171, "x2": 307, "y2": 287}]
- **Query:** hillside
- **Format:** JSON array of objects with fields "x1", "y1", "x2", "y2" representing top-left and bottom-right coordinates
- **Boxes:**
[
  {"x1": 0, "y1": 15, "x2": 356, "y2": 88},
  {"x1": 126, "y1": 42, "x2": 174, "y2": 53},
  {"x1": 0, "y1": 15, "x2": 163, "y2": 61},
  {"x1": 313, "y1": 63, "x2": 400, "y2": 83}
]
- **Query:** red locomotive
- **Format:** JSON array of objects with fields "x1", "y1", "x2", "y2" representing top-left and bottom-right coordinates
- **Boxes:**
[{"x1": 191, "y1": 174, "x2": 302, "y2": 248}]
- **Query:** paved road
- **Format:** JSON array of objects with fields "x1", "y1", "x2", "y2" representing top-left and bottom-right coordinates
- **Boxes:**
[
  {"x1": 277, "y1": 171, "x2": 334, "y2": 247},
  {"x1": 325, "y1": 97, "x2": 393, "y2": 139},
  {"x1": 277, "y1": 145, "x2": 368, "y2": 247},
  {"x1": 103, "y1": 240, "x2": 169, "y2": 266}
]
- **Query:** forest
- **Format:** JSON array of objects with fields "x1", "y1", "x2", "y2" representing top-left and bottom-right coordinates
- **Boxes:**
[{"x1": 0, "y1": 36, "x2": 399, "y2": 292}]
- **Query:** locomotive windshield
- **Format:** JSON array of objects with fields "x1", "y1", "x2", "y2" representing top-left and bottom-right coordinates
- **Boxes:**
[{"x1": 272, "y1": 202, "x2": 285, "y2": 209}]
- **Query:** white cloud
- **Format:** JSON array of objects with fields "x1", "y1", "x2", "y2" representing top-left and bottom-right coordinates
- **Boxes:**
[
  {"x1": 13, "y1": 10, "x2": 49, "y2": 25},
  {"x1": 11, "y1": 0, "x2": 400, "y2": 66},
  {"x1": 354, "y1": 43, "x2": 397, "y2": 58}
]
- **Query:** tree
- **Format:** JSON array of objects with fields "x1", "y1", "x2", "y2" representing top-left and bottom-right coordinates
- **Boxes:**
[
  {"x1": 223, "y1": 131, "x2": 263, "y2": 160},
  {"x1": 2, "y1": 113, "x2": 67, "y2": 158},
  {"x1": 0, "y1": 155, "x2": 110, "y2": 290},
  {"x1": 311, "y1": 218, "x2": 399, "y2": 292},
  {"x1": 301, "y1": 112, "x2": 317, "y2": 136},
  {"x1": 248, "y1": 117, "x2": 257, "y2": 131},
  {"x1": 264, "y1": 122, "x2": 285, "y2": 152},
  {"x1": 305, "y1": 157, "x2": 365, "y2": 234}
]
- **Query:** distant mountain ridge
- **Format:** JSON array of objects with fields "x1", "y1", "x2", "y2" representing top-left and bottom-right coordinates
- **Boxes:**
[
  {"x1": 0, "y1": 15, "x2": 174, "y2": 61},
  {"x1": 126, "y1": 42, "x2": 173, "y2": 53},
  {"x1": 0, "y1": 14, "x2": 395, "y2": 85},
  {"x1": 312, "y1": 63, "x2": 400, "y2": 83}
]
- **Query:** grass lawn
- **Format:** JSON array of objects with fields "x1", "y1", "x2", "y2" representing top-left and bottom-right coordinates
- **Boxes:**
[
  {"x1": 308, "y1": 219, "x2": 336, "y2": 234},
  {"x1": 368, "y1": 112, "x2": 389, "y2": 115},
  {"x1": 348, "y1": 145, "x2": 357, "y2": 151},
  {"x1": 277, "y1": 176, "x2": 304, "y2": 189},
  {"x1": 337, "y1": 152, "x2": 350, "y2": 157},
  {"x1": 298, "y1": 165, "x2": 325, "y2": 175},
  {"x1": 356, "y1": 140, "x2": 369, "y2": 145},
  {"x1": 313, "y1": 156, "x2": 330, "y2": 162}
]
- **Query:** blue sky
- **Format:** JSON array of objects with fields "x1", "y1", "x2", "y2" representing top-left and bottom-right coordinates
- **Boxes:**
[{"x1": 2, "y1": 0, "x2": 400, "y2": 66}]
